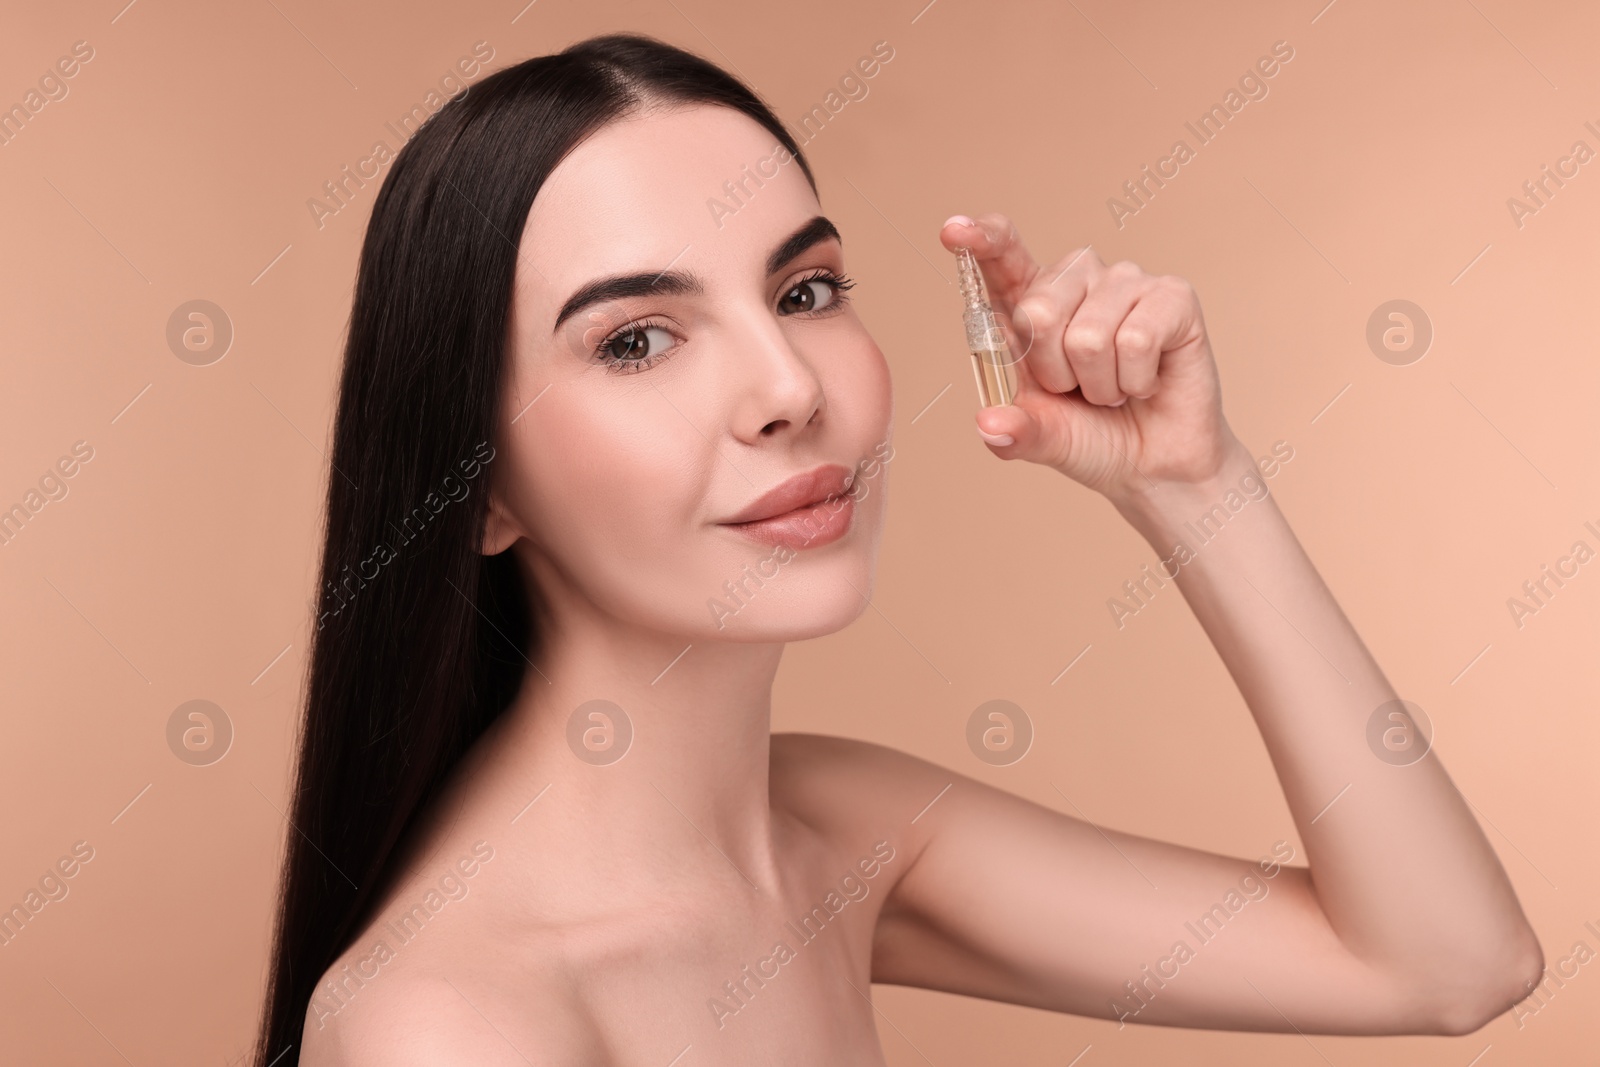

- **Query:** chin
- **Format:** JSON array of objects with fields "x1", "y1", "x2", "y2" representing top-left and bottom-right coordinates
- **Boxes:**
[{"x1": 701, "y1": 541, "x2": 878, "y2": 643}]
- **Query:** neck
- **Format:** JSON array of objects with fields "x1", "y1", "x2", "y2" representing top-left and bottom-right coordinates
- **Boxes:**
[{"x1": 492, "y1": 591, "x2": 787, "y2": 896}]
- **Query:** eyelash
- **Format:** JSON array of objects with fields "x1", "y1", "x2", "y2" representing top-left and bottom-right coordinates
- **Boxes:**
[{"x1": 592, "y1": 268, "x2": 857, "y2": 374}]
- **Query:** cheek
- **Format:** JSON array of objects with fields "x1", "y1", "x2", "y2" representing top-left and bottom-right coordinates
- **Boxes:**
[
  {"x1": 804, "y1": 319, "x2": 892, "y2": 433},
  {"x1": 507, "y1": 386, "x2": 724, "y2": 624},
  {"x1": 841, "y1": 336, "x2": 895, "y2": 453},
  {"x1": 526, "y1": 392, "x2": 690, "y2": 544},
  {"x1": 863, "y1": 342, "x2": 893, "y2": 426}
]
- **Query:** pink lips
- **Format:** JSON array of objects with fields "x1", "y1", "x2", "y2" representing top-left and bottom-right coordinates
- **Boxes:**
[{"x1": 719, "y1": 463, "x2": 857, "y2": 550}]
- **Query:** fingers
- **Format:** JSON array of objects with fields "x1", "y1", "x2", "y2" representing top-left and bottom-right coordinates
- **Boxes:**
[
  {"x1": 940, "y1": 215, "x2": 1193, "y2": 410},
  {"x1": 1011, "y1": 250, "x2": 1096, "y2": 394},
  {"x1": 1113, "y1": 284, "x2": 1178, "y2": 400},
  {"x1": 1014, "y1": 257, "x2": 1171, "y2": 407},
  {"x1": 939, "y1": 212, "x2": 1039, "y2": 316},
  {"x1": 1063, "y1": 264, "x2": 1146, "y2": 406}
]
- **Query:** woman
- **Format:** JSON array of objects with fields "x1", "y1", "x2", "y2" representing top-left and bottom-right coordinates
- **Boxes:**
[{"x1": 257, "y1": 32, "x2": 1542, "y2": 1066}]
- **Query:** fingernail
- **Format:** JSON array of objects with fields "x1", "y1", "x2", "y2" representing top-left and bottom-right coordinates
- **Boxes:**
[
  {"x1": 978, "y1": 428, "x2": 1015, "y2": 446},
  {"x1": 1109, "y1": 396, "x2": 1129, "y2": 407},
  {"x1": 944, "y1": 214, "x2": 976, "y2": 229}
]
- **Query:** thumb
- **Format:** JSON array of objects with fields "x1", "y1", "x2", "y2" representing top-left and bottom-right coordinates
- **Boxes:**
[
  {"x1": 974, "y1": 396, "x2": 1075, "y2": 469},
  {"x1": 966, "y1": 371, "x2": 1094, "y2": 476},
  {"x1": 971, "y1": 349, "x2": 1084, "y2": 470}
]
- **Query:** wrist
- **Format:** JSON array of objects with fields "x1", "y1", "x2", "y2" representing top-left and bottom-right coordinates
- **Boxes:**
[{"x1": 1105, "y1": 436, "x2": 1265, "y2": 541}]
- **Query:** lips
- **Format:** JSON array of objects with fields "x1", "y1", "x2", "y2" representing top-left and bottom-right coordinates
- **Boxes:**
[{"x1": 721, "y1": 463, "x2": 856, "y2": 525}]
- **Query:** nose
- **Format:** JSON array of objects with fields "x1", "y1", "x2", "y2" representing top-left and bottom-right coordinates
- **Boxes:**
[{"x1": 725, "y1": 310, "x2": 827, "y2": 442}]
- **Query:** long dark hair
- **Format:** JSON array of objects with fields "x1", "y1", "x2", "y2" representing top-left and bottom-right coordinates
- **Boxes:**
[{"x1": 254, "y1": 33, "x2": 816, "y2": 1066}]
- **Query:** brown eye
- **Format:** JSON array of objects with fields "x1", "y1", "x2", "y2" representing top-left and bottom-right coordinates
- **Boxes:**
[
  {"x1": 778, "y1": 277, "x2": 842, "y2": 316},
  {"x1": 596, "y1": 323, "x2": 673, "y2": 369}
]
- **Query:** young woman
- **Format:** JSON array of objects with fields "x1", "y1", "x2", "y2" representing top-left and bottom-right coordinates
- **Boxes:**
[{"x1": 256, "y1": 32, "x2": 1542, "y2": 1067}]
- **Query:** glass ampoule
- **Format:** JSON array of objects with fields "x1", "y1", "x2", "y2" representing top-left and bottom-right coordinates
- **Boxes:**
[{"x1": 956, "y1": 246, "x2": 1018, "y2": 408}]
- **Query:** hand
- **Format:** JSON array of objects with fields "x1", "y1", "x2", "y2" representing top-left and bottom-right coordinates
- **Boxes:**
[{"x1": 939, "y1": 213, "x2": 1243, "y2": 501}]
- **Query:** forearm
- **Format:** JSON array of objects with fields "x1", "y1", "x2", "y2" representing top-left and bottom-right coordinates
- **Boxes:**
[{"x1": 1104, "y1": 437, "x2": 1540, "y2": 1009}]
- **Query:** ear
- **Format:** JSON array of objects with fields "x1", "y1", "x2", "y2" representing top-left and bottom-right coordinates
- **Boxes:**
[{"x1": 480, "y1": 488, "x2": 521, "y2": 555}]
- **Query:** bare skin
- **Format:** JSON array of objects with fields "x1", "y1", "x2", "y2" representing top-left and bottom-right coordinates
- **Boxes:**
[{"x1": 298, "y1": 102, "x2": 1542, "y2": 1066}]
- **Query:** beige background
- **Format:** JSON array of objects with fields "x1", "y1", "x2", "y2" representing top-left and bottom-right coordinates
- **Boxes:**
[{"x1": 3, "y1": 0, "x2": 1597, "y2": 1063}]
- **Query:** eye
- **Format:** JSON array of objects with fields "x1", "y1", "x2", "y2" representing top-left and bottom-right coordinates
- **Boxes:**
[
  {"x1": 778, "y1": 271, "x2": 855, "y2": 316},
  {"x1": 594, "y1": 320, "x2": 676, "y2": 373}
]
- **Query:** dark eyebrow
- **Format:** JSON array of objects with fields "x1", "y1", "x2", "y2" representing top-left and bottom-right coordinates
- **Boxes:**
[
  {"x1": 551, "y1": 270, "x2": 703, "y2": 336},
  {"x1": 550, "y1": 216, "x2": 843, "y2": 336},
  {"x1": 765, "y1": 215, "x2": 842, "y2": 277}
]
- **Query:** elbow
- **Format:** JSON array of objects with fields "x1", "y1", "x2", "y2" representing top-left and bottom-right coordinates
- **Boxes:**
[{"x1": 1424, "y1": 928, "x2": 1545, "y2": 1037}]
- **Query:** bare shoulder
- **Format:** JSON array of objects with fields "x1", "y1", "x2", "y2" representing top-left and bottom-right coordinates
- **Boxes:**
[
  {"x1": 297, "y1": 964, "x2": 605, "y2": 1067},
  {"x1": 295, "y1": 867, "x2": 606, "y2": 1067},
  {"x1": 770, "y1": 731, "x2": 954, "y2": 797},
  {"x1": 770, "y1": 732, "x2": 967, "y2": 869}
]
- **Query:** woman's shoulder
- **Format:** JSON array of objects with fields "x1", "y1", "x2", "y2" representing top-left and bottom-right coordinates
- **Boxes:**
[
  {"x1": 297, "y1": 964, "x2": 604, "y2": 1066},
  {"x1": 771, "y1": 731, "x2": 954, "y2": 790},
  {"x1": 295, "y1": 894, "x2": 608, "y2": 1067},
  {"x1": 769, "y1": 732, "x2": 956, "y2": 859},
  {"x1": 294, "y1": 836, "x2": 603, "y2": 1065}
]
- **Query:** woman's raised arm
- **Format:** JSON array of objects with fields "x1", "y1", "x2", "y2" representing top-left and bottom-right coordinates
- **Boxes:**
[{"x1": 859, "y1": 214, "x2": 1542, "y2": 1035}]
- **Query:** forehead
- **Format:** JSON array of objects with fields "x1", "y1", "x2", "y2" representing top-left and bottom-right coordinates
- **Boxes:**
[{"x1": 520, "y1": 103, "x2": 820, "y2": 311}]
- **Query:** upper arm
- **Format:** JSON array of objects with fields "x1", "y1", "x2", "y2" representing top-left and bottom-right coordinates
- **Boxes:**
[{"x1": 808, "y1": 739, "x2": 1495, "y2": 1037}]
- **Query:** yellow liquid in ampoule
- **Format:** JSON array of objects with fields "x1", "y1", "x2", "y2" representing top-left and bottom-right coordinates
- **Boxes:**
[
  {"x1": 956, "y1": 245, "x2": 1020, "y2": 408},
  {"x1": 970, "y1": 343, "x2": 1018, "y2": 408}
]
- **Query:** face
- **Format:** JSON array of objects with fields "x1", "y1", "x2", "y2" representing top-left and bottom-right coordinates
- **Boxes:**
[{"x1": 485, "y1": 103, "x2": 894, "y2": 644}]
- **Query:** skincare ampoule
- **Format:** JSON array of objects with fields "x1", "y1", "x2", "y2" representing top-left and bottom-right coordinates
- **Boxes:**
[{"x1": 956, "y1": 246, "x2": 1018, "y2": 408}]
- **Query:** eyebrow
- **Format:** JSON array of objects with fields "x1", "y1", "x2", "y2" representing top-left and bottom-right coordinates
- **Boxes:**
[
  {"x1": 551, "y1": 215, "x2": 842, "y2": 335},
  {"x1": 764, "y1": 215, "x2": 841, "y2": 277}
]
